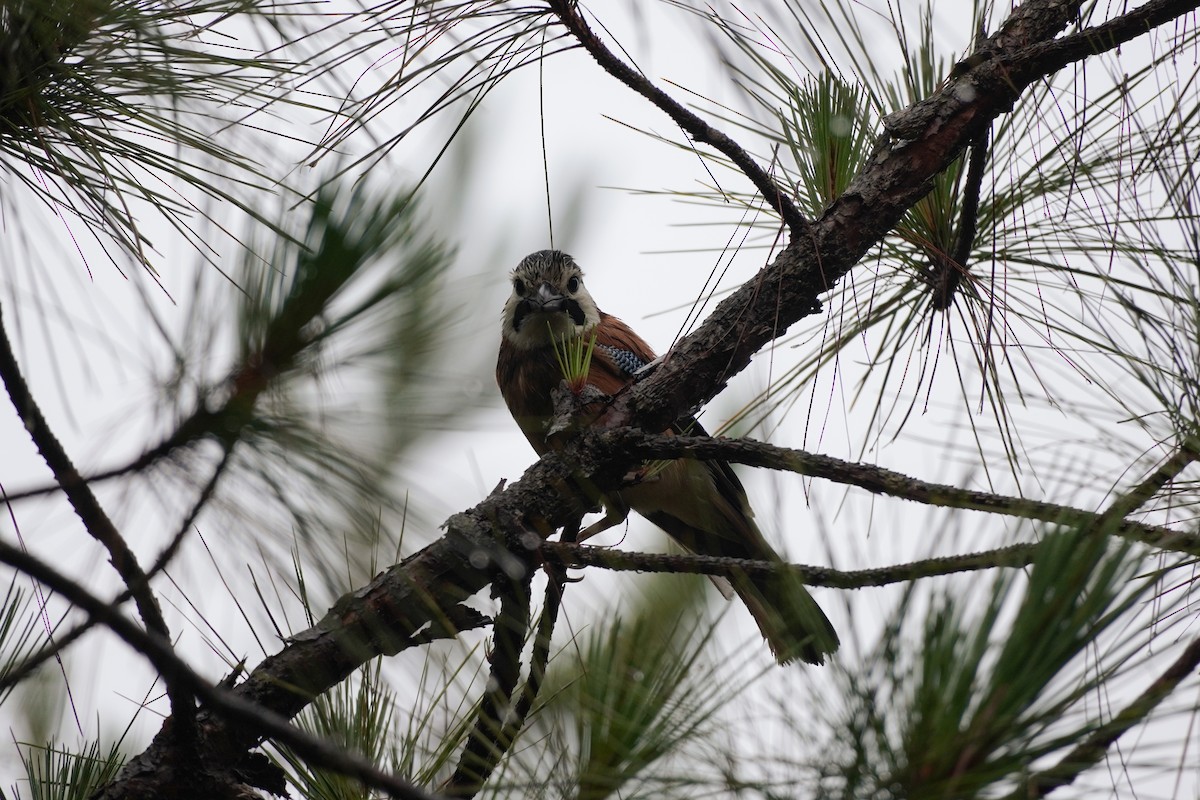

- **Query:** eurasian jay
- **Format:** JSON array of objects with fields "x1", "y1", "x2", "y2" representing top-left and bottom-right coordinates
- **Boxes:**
[{"x1": 496, "y1": 249, "x2": 839, "y2": 665}]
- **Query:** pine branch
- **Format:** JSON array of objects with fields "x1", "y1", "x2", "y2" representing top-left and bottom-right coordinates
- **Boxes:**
[
  {"x1": 0, "y1": 535, "x2": 440, "y2": 800},
  {"x1": 504, "y1": 556, "x2": 567, "y2": 740},
  {"x1": 544, "y1": 0, "x2": 810, "y2": 235},
  {"x1": 441, "y1": 519, "x2": 576, "y2": 797},
  {"x1": 0, "y1": 447, "x2": 234, "y2": 695},
  {"x1": 589, "y1": 429, "x2": 1196, "y2": 554},
  {"x1": 1014, "y1": 0, "x2": 1200, "y2": 76},
  {"x1": 2, "y1": 458, "x2": 175, "y2": 503},
  {"x1": 0, "y1": 0, "x2": 103, "y2": 128},
  {"x1": 544, "y1": 541, "x2": 1038, "y2": 587},
  {"x1": 0, "y1": 1, "x2": 303, "y2": 267},
  {"x1": 931, "y1": 129, "x2": 989, "y2": 310},
  {"x1": 615, "y1": 0, "x2": 1199, "y2": 438},
  {"x1": 92, "y1": 447, "x2": 578, "y2": 796},
  {"x1": 0, "y1": 301, "x2": 196, "y2": 740},
  {"x1": 442, "y1": 568, "x2": 533, "y2": 797},
  {"x1": 1013, "y1": 633, "x2": 1200, "y2": 798}
]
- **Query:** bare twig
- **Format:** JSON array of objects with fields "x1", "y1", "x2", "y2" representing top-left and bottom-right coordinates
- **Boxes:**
[
  {"x1": 0, "y1": 448, "x2": 235, "y2": 695},
  {"x1": 495, "y1": 519, "x2": 578, "y2": 770},
  {"x1": 931, "y1": 129, "x2": 989, "y2": 310},
  {"x1": 1094, "y1": 437, "x2": 1200, "y2": 524},
  {"x1": 544, "y1": 541, "x2": 1038, "y2": 587},
  {"x1": 0, "y1": 302, "x2": 195, "y2": 737},
  {"x1": 2, "y1": 459, "x2": 162, "y2": 503},
  {"x1": 590, "y1": 429, "x2": 1197, "y2": 554},
  {"x1": 544, "y1": 0, "x2": 810, "y2": 235},
  {"x1": 442, "y1": 567, "x2": 533, "y2": 797},
  {"x1": 440, "y1": 514, "x2": 579, "y2": 797},
  {"x1": 506, "y1": 556, "x2": 566, "y2": 735}
]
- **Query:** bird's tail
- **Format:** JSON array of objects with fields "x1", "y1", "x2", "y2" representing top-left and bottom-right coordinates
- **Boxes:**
[{"x1": 733, "y1": 569, "x2": 839, "y2": 666}]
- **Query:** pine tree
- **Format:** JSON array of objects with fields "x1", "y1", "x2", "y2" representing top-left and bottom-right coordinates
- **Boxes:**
[{"x1": 1, "y1": 2, "x2": 1198, "y2": 798}]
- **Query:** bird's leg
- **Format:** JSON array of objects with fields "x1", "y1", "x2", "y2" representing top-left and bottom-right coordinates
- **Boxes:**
[
  {"x1": 578, "y1": 495, "x2": 630, "y2": 542},
  {"x1": 576, "y1": 459, "x2": 673, "y2": 542}
]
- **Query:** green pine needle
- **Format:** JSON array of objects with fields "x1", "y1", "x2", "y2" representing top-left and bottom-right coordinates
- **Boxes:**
[
  {"x1": 273, "y1": 658, "x2": 398, "y2": 800},
  {"x1": 14, "y1": 739, "x2": 126, "y2": 800},
  {"x1": 550, "y1": 330, "x2": 597, "y2": 392},
  {"x1": 540, "y1": 577, "x2": 739, "y2": 800},
  {"x1": 816, "y1": 525, "x2": 1169, "y2": 799}
]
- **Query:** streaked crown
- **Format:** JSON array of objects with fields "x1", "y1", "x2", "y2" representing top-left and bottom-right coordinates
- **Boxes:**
[{"x1": 501, "y1": 250, "x2": 601, "y2": 349}]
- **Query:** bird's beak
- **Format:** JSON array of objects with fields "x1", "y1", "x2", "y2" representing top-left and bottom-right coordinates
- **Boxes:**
[
  {"x1": 530, "y1": 282, "x2": 566, "y2": 312},
  {"x1": 512, "y1": 280, "x2": 585, "y2": 333}
]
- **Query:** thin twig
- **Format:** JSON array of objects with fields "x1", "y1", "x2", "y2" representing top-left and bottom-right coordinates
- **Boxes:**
[
  {"x1": 934, "y1": 21, "x2": 993, "y2": 311},
  {"x1": 501, "y1": 518, "x2": 577, "y2": 749},
  {"x1": 0, "y1": 447, "x2": 235, "y2": 695},
  {"x1": 0, "y1": 302, "x2": 195, "y2": 736},
  {"x1": 506, "y1": 560, "x2": 565, "y2": 732},
  {"x1": 441, "y1": 518, "x2": 578, "y2": 797},
  {"x1": 592, "y1": 429, "x2": 1198, "y2": 554},
  {"x1": 1095, "y1": 437, "x2": 1200, "y2": 524},
  {"x1": 544, "y1": 541, "x2": 1038, "y2": 588},
  {"x1": 544, "y1": 0, "x2": 810, "y2": 235},
  {"x1": 932, "y1": 128, "x2": 989, "y2": 310},
  {"x1": 2, "y1": 458, "x2": 161, "y2": 503},
  {"x1": 0, "y1": 537, "x2": 441, "y2": 800}
]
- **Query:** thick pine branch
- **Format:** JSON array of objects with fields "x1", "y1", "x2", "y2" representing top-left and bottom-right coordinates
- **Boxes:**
[{"x1": 616, "y1": 0, "x2": 1200, "y2": 436}]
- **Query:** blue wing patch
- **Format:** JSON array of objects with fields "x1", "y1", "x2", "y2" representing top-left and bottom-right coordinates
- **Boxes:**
[{"x1": 596, "y1": 344, "x2": 646, "y2": 376}]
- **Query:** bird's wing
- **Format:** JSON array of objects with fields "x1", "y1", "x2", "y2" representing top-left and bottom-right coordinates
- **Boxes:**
[
  {"x1": 586, "y1": 311, "x2": 838, "y2": 663},
  {"x1": 588, "y1": 311, "x2": 656, "y2": 395},
  {"x1": 590, "y1": 313, "x2": 772, "y2": 554}
]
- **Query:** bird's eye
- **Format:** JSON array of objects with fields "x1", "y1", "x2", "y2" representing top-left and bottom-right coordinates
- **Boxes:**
[
  {"x1": 513, "y1": 278, "x2": 526, "y2": 296},
  {"x1": 566, "y1": 275, "x2": 580, "y2": 294}
]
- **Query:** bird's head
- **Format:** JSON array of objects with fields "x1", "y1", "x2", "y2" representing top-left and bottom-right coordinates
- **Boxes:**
[{"x1": 501, "y1": 250, "x2": 601, "y2": 349}]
